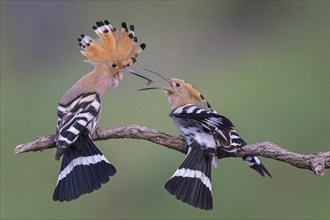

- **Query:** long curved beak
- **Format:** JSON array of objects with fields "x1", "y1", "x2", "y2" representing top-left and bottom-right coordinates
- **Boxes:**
[
  {"x1": 137, "y1": 87, "x2": 167, "y2": 91},
  {"x1": 138, "y1": 68, "x2": 172, "y2": 92},
  {"x1": 123, "y1": 68, "x2": 153, "y2": 85},
  {"x1": 142, "y1": 68, "x2": 171, "y2": 84}
]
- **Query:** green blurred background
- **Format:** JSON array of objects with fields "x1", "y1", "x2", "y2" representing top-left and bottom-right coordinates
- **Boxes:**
[{"x1": 1, "y1": 1, "x2": 329, "y2": 219}]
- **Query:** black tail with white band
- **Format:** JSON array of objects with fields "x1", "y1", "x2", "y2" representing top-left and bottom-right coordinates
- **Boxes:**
[
  {"x1": 165, "y1": 142, "x2": 213, "y2": 210},
  {"x1": 53, "y1": 129, "x2": 116, "y2": 202}
]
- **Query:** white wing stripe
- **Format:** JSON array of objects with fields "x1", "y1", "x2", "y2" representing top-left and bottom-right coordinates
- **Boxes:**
[
  {"x1": 67, "y1": 126, "x2": 80, "y2": 135},
  {"x1": 186, "y1": 106, "x2": 195, "y2": 113},
  {"x1": 90, "y1": 100, "x2": 100, "y2": 111},
  {"x1": 78, "y1": 94, "x2": 96, "y2": 104},
  {"x1": 253, "y1": 156, "x2": 261, "y2": 164}
]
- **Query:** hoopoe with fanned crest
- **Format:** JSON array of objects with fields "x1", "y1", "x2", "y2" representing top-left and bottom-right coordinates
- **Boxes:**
[
  {"x1": 139, "y1": 69, "x2": 271, "y2": 210},
  {"x1": 53, "y1": 21, "x2": 152, "y2": 202}
]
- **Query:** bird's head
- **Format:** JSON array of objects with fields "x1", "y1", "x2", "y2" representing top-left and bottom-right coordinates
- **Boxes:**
[
  {"x1": 139, "y1": 69, "x2": 211, "y2": 110},
  {"x1": 78, "y1": 21, "x2": 152, "y2": 88}
]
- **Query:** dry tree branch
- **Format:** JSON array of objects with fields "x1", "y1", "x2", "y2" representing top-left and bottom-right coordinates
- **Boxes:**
[{"x1": 14, "y1": 124, "x2": 330, "y2": 176}]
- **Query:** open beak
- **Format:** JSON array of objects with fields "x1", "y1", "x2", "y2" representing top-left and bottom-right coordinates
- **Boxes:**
[
  {"x1": 138, "y1": 68, "x2": 172, "y2": 92},
  {"x1": 138, "y1": 87, "x2": 165, "y2": 91},
  {"x1": 123, "y1": 68, "x2": 153, "y2": 85},
  {"x1": 142, "y1": 68, "x2": 171, "y2": 85}
]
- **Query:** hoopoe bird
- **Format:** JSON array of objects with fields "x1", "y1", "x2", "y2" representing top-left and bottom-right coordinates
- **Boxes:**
[
  {"x1": 139, "y1": 68, "x2": 271, "y2": 210},
  {"x1": 53, "y1": 21, "x2": 152, "y2": 202}
]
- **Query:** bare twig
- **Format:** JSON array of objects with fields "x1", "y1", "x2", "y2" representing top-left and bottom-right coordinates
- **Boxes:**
[{"x1": 14, "y1": 124, "x2": 330, "y2": 176}]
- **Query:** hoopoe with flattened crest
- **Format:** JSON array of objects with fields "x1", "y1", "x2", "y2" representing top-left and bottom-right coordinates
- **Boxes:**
[
  {"x1": 139, "y1": 69, "x2": 271, "y2": 210},
  {"x1": 53, "y1": 21, "x2": 152, "y2": 202}
]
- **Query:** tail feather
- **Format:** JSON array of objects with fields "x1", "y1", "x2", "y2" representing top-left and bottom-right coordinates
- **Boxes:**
[
  {"x1": 73, "y1": 147, "x2": 99, "y2": 193},
  {"x1": 53, "y1": 133, "x2": 116, "y2": 202},
  {"x1": 164, "y1": 144, "x2": 213, "y2": 210},
  {"x1": 84, "y1": 138, "x2": 113, "y2": 184}
]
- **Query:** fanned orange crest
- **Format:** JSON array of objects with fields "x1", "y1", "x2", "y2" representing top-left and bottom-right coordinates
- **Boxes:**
[{"x1": 77, "y1": 21, "x2": 146, "y2": 68}]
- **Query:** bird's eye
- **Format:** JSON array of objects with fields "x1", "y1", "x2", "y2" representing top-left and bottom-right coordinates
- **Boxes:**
[
  {"x1": 111, "y1": 63, "x2": 117, "y2": 68},
  {"x1": 175, "y1": 82, "x2": 181, "y2": 87}
]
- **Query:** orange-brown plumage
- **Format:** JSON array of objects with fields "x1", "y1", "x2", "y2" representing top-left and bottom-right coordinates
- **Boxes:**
[
  {"x1": 79, "y1": 21, "x2": 145, "y2": 70},
  {"x1": 138, "y1": 69, "x2": 211, "y2": 110},
  {"x1": 74, "y1": 21, "x2": 150, "y2": 94},
  {"x1": 166, "y1": 78, "x2": 210, "y2": 109}
]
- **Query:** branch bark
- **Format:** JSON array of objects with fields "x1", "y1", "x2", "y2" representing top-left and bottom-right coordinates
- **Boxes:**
[{"x1": 14, "y1": 124, "x2": 330, "y2": 176}]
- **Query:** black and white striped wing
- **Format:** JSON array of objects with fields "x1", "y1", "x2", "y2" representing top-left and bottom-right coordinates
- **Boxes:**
[
  {"x1": 55, "y1": 92, "x2": 101, "y2": 160},
  {"x1": 170, "y1": 104, "x2": 272, "y2": 177},
  {"x1": 170, "y1": 104, "x2": 245, "y2": 152},
  {"x1": 165, "y1": 142, "x2": 213, "y2": 210}
]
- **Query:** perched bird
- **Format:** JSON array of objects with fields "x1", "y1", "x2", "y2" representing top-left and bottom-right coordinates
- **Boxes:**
[
  {"x1": 53, "y1": 21, "x2": 152, "y2": 202},
  {"x1": 139, "y1": 69, "x2": 271, "y2": 210}
]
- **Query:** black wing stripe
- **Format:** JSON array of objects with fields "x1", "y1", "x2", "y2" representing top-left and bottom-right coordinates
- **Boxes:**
[
  {"x1": 170, "y1": 104, "x2": 236, "y2": 148},
  {"x1": 56, "y1": 93, "x2": 101, "y2": 150}
]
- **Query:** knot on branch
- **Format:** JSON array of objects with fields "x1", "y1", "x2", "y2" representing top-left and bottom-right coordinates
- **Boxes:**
[{"x1": 310, "y1": 152, "x2": 330, "y2": 176}]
